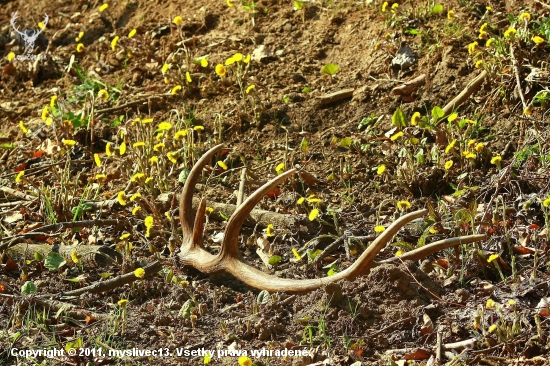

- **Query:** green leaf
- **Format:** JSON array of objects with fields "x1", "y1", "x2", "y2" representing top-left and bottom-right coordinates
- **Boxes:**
[
  {"x1": 44, "y1": 252, "x2": 66, "y2": 271},
  {"x1": 283, "y1": 94, "x2": 290, "y2": 103},
  {"x1": 391, "y1": 108, "x2": 406, "y2": 128},
  {"x1": 338, "y1": 137, "x2": 352, "y2": 147},
  {"x1": 65, "y1": 338, "x2": 83, "y2": 354},
  {"x1": 404, "y1": 29, "x2": 420, "y2": 35},
  {"x1": 257, "y1": 289, "x2": 270, "y2": 304},
  {"x1": 268, "y1": 255, "x2": 282, "y2": 265},
  {"x1": 327, "y1": 265, "x2": 339, "y2": 276},
  {"x1": 320, "y1": 63, "x2": 339, "y2": 76},
  {"x1": 302, "y1": 87, "x2": 311, "y2": 93},
  {"x1": 179, "y1": 300, "x2": 192, "y2": 318},
  {"x1": 34, "y1": 252, "x2": 44, "y2": 261},
  {"x1": 300, "y1": 138, "x2": 309, "y2": 153},
  {"x1": 99, "y1": 272, "x2": 113, "y2": 279},
  {"x1": 294, "y1": 0, "x2": 305, "y2": 10},
  {"x1": 432, "y1": 4, "x2": 444, "y2": 14},
  {"x1": 21, "y1": 281, "x2": 37, "y2": 295},
  {"x1": 431, "y1": 106, "x2": 445, "y2": 120},
  {"x1": 219, "y1": 212, "x2": 229, "y2": 221},
  {"x1": 178, "y1": 168, "x2": 190, "y2": 184}
]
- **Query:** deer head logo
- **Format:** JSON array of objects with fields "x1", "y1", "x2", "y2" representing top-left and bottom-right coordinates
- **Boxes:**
[{"x1": 10, "y1": 11, "x2": 49, "y2": 58}]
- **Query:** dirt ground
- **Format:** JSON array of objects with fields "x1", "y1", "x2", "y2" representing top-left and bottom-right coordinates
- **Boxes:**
[{"x1": 1, "y1": 0, "x2": 550, "y2": 365}]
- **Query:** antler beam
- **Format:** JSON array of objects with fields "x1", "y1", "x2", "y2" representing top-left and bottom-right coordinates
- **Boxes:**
[{"x1": 179, "y1": 145, "x2": 486, "y2": 294}]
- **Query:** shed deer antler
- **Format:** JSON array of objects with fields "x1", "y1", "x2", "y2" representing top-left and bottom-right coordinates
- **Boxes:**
[{"x1": 179, "y1": 144, "x2": 485, "y2": 293}]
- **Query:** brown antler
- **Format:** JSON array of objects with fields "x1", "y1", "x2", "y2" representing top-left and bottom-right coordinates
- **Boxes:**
[{"x1": 179, "y1": 145, "x2": 486, "y2": 293}]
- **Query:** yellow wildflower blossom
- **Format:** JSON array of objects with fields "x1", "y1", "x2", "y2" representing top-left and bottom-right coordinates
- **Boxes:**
[
  {"x1": 171, "y1": 85, "x2": 182, "y2": 95},
  {"x1": 444, "y1": 160, "x2": 453, "y2": 170},
  {"x1": 117, "y1": 191, "x2": 127, "y2": 206},
  {"x1": 7, "y1": 52, "x2": 15, "y2": 61},
  {"x1": 215, "y1": 64, "x2": 226, "y2": 77},
  {"x1": 167, "y1": 152, "x2": 177, "y2": 163},
  {"x1": 99, "y1": 3, "x2": 108, "y2": 12},
  {"x1": 95, "y1": 174, "x2": 107, "y2": 181},
  {"x1": 411, "y1": 111, "x2": 421, "y2": 126},
  {"x1": 397, "y1": 200, "x2": 411, "y2": 210},
  {"x1": 131, "y1": 173, "x2": 145, "y2": 182},
  {"x1": 98, "y1": 89, "x2": 109, "y2": 101},
  {"x1": 62, "y1": 139, "x2": 76, "y2": 146},
  {"x1": 447, "y1": 10, "x2": 455, "y2": 19},
  {"x1": 533, "y1": 36, "x2": 545, "y2": 45},
  {"x1": 504, "y1": 28, "x2": 516, "y2": 38},
  {"x1": 133, "y1": 141, "x2": 145, "y2": 148},
  {"x1": 381, "y1": 1, "x2": 388, "y2": 12},
  {"x1": 111, "y1": 36, "x2": 119, "y2": 51},
  {"x1": 445, "y1": 139, "x2": 456, "y2": 154},
  {"x1": 132, "y1": 206, "x2": 141, "y2": 215},
  {"x1": 134, "y1": 268, "x2": 145, "y2": 278},
  {"x1": 19, "y1": 121, "x2": 28, "y2": 134},
  {"x1": 149, "y1": 156, "x2": 158, "y2": 164},
  {"x1": 173, "y1": 16, "x2": 183, "y2": 26},
  {"x1": 94, "y1": 153, "x2": 101, "y2": 167},
  {"x1": 519, "y1": 12, "x2": 531, "y2": 22},
  {"x1": 377, "y1": 164, "x2": 386, "y2": 175},
  {"x1": 128, "y1": 29, "x2": 137, "y2": 38},
  {"x1": 119, "y1": 142, "x2": 126, "y2": 155},
  {"x1": 374, "y1": 225, "x2": 385, "y2": 233},
  {"x1": 390, "y1": 131, "x2": 404, "y2": 141},
  {"x1": 158, "y1": 122, "x2": 172, "y2": 131},
  {"x1": 218, "y1": 161, "x2": 228, "y2": 170},
  {"x1": 15, "y1": 171, "x2": 24, "y2": 183},
  {"x1": 174, "y1": 130, "x2": 187, "y2": 140},
  {"x1": 144, "y1": 216, "x2": 154, "y2": 237},
  {"x1": 246, "y1": 85, "x2": 255, "y2": 94},
  {"x1": 153, "y1": 143, "x2": 165, "y2": 151}
]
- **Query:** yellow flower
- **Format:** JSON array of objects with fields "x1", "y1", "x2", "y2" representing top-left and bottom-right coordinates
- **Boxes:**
[
  {"x1": 486, "y1": 38, "x2": 495, "y2": 47},
  {"x1": 171, "y1": 85, "x2": 182, "y2": 95},
  {"x1": 390, "y1": 131, "x2": 404, "y2": 141},
  {"x1": 488, "y1": 253, "x2": 499, "y2": 263},
  {"x1": 103, "y1": 142, "x2": 111, "y2": 156},
  {"x1": 50, "y1": 95, "x2": 57, "y2": 109},
  {"x1": 265, "y1": 224, "x2": 274, "y2": 237},
  {"x1": 445, "y1": 139, "x2": 456, "y2": 154},
  {"x1": 490, "y1": 155, "x2": 502, "y2": 165},
  {"x1": 217, "y1": 161, "x2": 228, "y2": 170},
  {"x1": 128, "y1": 29, "x2": 137, "y2": 38},
  {"x1": 464, "y1": 152, "x2": 477, "y2": 159},
  {"x1": 142, "y1": 118, "x2": 153, "y2": 124},
  {"x1": 475, "y1": 59, "x2": 483, "y2": 68},
  {"x1": 75, "y1": 31, "x2": 84, "y2": 42},
  {"x1": 448, "y1": 113, "x2": 458, "y2": 122},
  {"x1": 117, "y1": 191, "x2": 127, "y2": 206},
  {"x1": 94, "y1": 153, "x2": 101, "y2": 167},
  {"x1": 374, "y1": 225, "x2": 385, "y2": 233},
  {"x1": 110, "y1": 36, "x2": 119, "y2": 51},
  {"x1": 233, "y1": 53, "x2": 244, "y2": 62},
  {"x1": 238, "y1": 356, "x2": 252, "y2": 366},
  {"x1": 76, "y1": 43, "x2": 85, "y2": 52},
  {"x1": 225, "y1": 56, "x2": 236, "y2": 66},
  {"x1": 297, "y1": 197, "x2": 305, "y2": 205},
  {"x1": 468, "y1": 41, "x2": 478, "y2": 54},
  {"x1": 62, "y1": 139, "x2": 76, "y2": 146},
  {"x1": 161, "y1": 63, "x2": 171, "y2": 74},
  {"x1": 488, "y1": 324, "x2": 497, "y2": 333},
  {"x1": 156, "y1": 132, "x2": 164, "y2": 141},
  {"x1": 7, "y1": 52, "x2": 15, "y2": 61},
  {"x1": 164, "y1": 77, "x2": 170, "y2": 84},
  {"x1": 275, "y1": 163, "x2": 285, "y2": 174},
  {"x1": 411, "y1": 111, "x2": 421, "y2": 126},
  {"x1": 243, "y1": 54, "x2": 251, "y2": 63},
  {"x1": 486, "y1": 298, "x2": 496, "y2": 308},
  {"x1": 173, "y1": 16, "x2": 183, "y2": 26},
  {"x1": 158, "y1": 122, "x2": 172, "y2": 131},
  {"x1": 99, "y1": 3, "x2": 108, "y2": 12},
  {"x1": 246, "y1": 84, "x2": 255, "y2": 94},
  {"x1": 145, "y1": 177, "x2": 153, "y2": 184},
  {"x1": 215, "y1": 64, "x2": 226, "y2": 77},
  {"x1": 381, "y1": 1, "x2": 388, "y2": 12},
  {"x1": 132, "y1": 206, "x2": 142, "y2": 215},
  {"x1": 478, "y1": 31, "x2": 487, "y2": 39},
  {"x1": 410, "y1": 137, "x2": 419, "y2": 145},
  {"x1": 519, "y1": 12, "x2": 531, "y2": 22},
  {"x1": 71, "y1": 250, "x2": 80, "y2": 264},
  {"x1": 167, "y1": 152, "x2": 177, "y2": 163},
  {"x1": 395, "y1": 250, "x2": 404, "y2": 257},
  {"x1": 542, "y1": 197, "x2": 550, "y2": 207},
  {"x1": 533, "y1": 36, "x2": 545, "y2": 45},
  {"x1": 292, "y1": 248, "x2": 302, "y2": 260},
  {"x1": 193, "y1": 126, "x2": 204, "y2": 131},
  {"x1": 186, "y1": 71, "x2": 192, "y2": 83},
  {"x1": 15, "y1": 171, "x2": 24, "y2": 183},
  {"x1": 508, "y1": 299, "x2": 516, "y2": 306},
  {"x1": 131, "y1": 173, "x2": 145, "y2": 182},
  {"x1": 479, "y1": 23, "x2": 488, "y2": 33},
  {"x1": 95, "y1": 174, "x2": 107, "y2": 181},
  {"x1": 374, "y1": 42, "x2": 381, "y2": 51},
  {"x1": 200, "y1": 58, "x2": 208, "y2": 67},
  {"x1": 119, "y1": 142, "x2": 126, "y2": 155},
  {"x1": 174, "y1": 130, "x2": 187, "y2": 140},
  {"x1": 391, "y1": 3, "x2": 398, "y2": 12},
  {"x1": 307, "y1": 195, "x2": 322, "y2": 203},
  {"x1": 486, "y1": 6, "x2": 492, "y2": 12},
  {"x1": 134, "y1": 268, "x2": 146, "y2": 278},
  {"x1": 164, "y1": 211, "x2": 171, "y2": 219},
  {"x1": 117, "y1": 299, "x2": 128, "y2": 306},
  {"x1": 397, "y1": 200, "x2": 411, "y2": 210},
  {"x1": 19, "y1": 121, "x2": 28, "y2": 134},
  {"x1": 444, "y1": 160, "x2": 453, "y2": 170},
  {"x1": 504, "y1": 28, "x2": 516, "y2": 38},
  {"x1": 447, "y1": 10, "x2": 455, "y2": 19},
  {"x1": 149, "y1": 156, "x2": 159, "y2": 164},
  {"x1": 475, "y1": 142, "x2": 485, "y2": 152},
  {"x1": 154, "y1": 143, "x2": 165, "y2": 151},
  {"x1": 133, "y1": 141, "x2": 145, "y2": 147},
  {"x1": 45, "y1": 117, "x2": 53, "y2": 126},
  {"x1": 144, "y1": 216, "x2": 154, "y2": 237},
  {"x1": 41, "y1": 106, "x2": 49, "y2": 121},
  {"x1": 377, "y1": 164, "x2": 386, "y2": 175},
  {"x1": 98, "y1": 89, "x2": 109, "y2": 101},
  {"x1": 308, "y1": 208, "x2": 319, "y2": 221}
]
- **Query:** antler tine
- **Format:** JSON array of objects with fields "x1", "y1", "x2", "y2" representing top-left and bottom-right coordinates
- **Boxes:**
[
  {"x1": 219, "y1": 169, "x2": 297, "y2": 260},
  {"x1": 179, "y1": 144, "x2": 223, "y2": 237},
  {"x1": 190, "y1": 198, "x2": 207, "y2": 250},
  {"x1": 220, "y1": 208, "x2": 430, "y2": 293}
]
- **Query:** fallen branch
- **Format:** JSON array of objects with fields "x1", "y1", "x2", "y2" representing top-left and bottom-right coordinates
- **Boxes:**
[
  {"x1": 4, "y1": 243, "x2": 122, "y2": 267},
  {"x1": 510, "y1": 43, "x2": 528, "y2": 111},
  {"x1": 28, "y1": 219, "x2": 128, "y2": 233},
  {"x1": 60, "y1": 260, "x2": 162, "y2": 297},
  {"x1": 0, "y1": 294, "x2": 109, "y2": 321},
  {"x1": 0, "y1": 186, "x2": 36, "y2": 201},
  {"x1": 316, "y1": 88, "x2": 355, "y2": 105},
  {"x1": 442, "y1": 70, "x2": 487, "y2": 116},
  {"x1": 391, "y1": 74, "x2": 426, "y2": 95}
]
